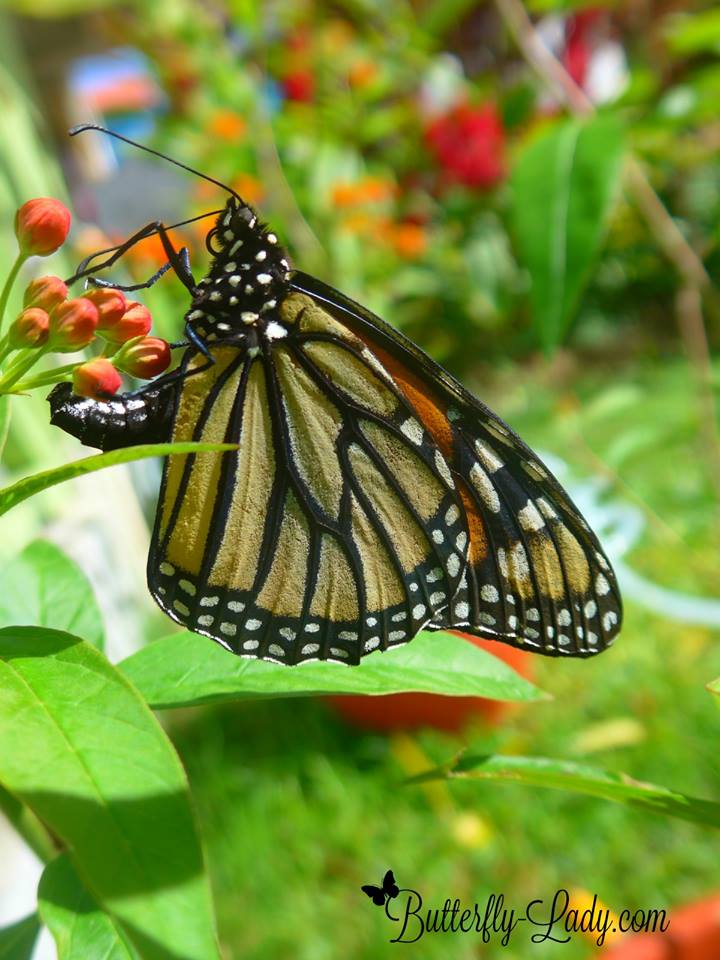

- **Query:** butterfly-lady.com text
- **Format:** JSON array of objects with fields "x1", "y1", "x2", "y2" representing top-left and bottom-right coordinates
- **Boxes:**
[{"x1": 384, "y1": 887, "x2": 669, "y2": 946}]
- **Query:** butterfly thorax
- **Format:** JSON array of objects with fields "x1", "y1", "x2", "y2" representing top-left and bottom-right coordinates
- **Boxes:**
[{"x1": 186, "y1": 198, "x2": 292, "y2": 344}]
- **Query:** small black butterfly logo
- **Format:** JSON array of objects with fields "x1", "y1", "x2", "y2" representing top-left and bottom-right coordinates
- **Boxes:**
[{"x1": 361, "y1": 869, "x2": 399, "y2": 906}]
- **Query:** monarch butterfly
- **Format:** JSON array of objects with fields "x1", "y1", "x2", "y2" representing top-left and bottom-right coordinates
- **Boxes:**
[{"x1": 50, "y1": 125, "x2": 622, "y2": 666}]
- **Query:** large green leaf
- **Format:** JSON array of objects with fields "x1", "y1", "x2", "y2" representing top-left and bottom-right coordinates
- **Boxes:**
[
  {"x1": 0, "y1": 441, "x2": 236, "y2": 517},
  {"x1": 0, "y1": 627, "x2": 220, "y2": 960},
  {"x1": 511, "y1": 115, "x2": 624, "y2": 351},
  {"x1": 120, "y1": 629, "x2": 544, "y2": 710},
  {"x1": 0, "y1": 914, "x2": 40, "y2": 960},
  {"x1": 410, "y1": 753, "x2": 720, "y2": 829},
  {"x1": 0, "y1": 540, "x2": 104, "y2": 647},
  {"x1": 38, "y1": 855, "x2": 140, "y2": 960}
]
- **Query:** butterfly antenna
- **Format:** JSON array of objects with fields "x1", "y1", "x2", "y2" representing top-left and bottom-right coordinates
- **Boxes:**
[{"x1": 70, "y1": 123, "x2": 243, "y2": 201}]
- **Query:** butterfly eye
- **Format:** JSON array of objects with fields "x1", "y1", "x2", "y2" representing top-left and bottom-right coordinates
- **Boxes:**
[{"x1": 205, "y1": 228, "x2": 224, "y2": 256}]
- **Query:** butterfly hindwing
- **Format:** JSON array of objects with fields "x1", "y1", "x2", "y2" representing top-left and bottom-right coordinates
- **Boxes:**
[
  {"x1": 291, "y1": 273, "x2": 622, "y2": 657},
  {"x1": 431, "y1": 405, "x2": 622, "y2": 655},
  {"x1": 149, "y1": 295, "x2": 470, "y2": 663}
]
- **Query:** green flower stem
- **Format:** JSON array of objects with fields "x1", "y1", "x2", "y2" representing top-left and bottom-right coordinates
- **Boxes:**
[
  {"x1": 12, "y1": 363, "x2": 79, "y2": 392},
  {"x1": 0, "y1": 334, "x2": 12, "y2": 369},
  {"x1": 0, "y1": 346, "x2": 34, "y2": 380},
  {"x1": 0, "y1": 784, "x2": 59, "y2": 864},
  {"x1": 0, "y1": 252, "x2": 27, "y2": 338},
  {"x1": 0, "y1": 346, "x2": 49, "y2": 394}
]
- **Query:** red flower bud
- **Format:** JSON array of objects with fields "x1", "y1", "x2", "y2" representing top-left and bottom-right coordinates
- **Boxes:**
[
  {"x1": 115, "y1": 336, "x2": 171, "y2": 379},
  {"x1": 84, "y1": 287, "x2": 128, "y2": 332},
  {"x1": 14, "y1": 198, "x2": 71, "y2": 257},
  {"x1": 8, "y1": 308, "x2": 50, "y2": 349},
  {"x1": 101, "y1": 301, "x2": 152, "y2": 344},
  {"x1": 72, "y1": 357, "x2": 123, "y2": 400},
  {"x1": 48, "y1": 298, "x2": 98, "y2": 352},
  {"x1": 23, "y1": 275, "x2": 68, "y2": 312}
]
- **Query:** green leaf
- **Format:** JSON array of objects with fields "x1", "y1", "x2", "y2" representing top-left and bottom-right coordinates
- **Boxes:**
[
  {"x1": 511, "y1": 115, "x2": 624, "y2": 352},
  {"x1": 410, "y1": 753, "x2": 720, "y2": 829},
  {"x1": 120, "y1": 629, "x2": 545, "y2": 710},
  {"x1": 419, "y1": 0, "x2": 480, "y2": 39},
  {"x1": 708, "y1": 676, "x2": 720, "y2": 706},
  {"x1": 665, "y1": 9, "x2": 720, "y2": 56},
  {"x1": 0, "y1": 396, "x2": 10, "y2": 460},
  {"x1": 0, "y1": 627, "x2": 220, "y2": 960},
  {"x1": 526, "y1": 0, "x2": 617, "y2": 12},
  {"x1": 0, "y1": 914, "x2": 40, "y2": 960},
  {"x1": 39, "y1": 855, "x2": 140, "y2": 960},
  {"x1": 0, "y1": 441, "x2": 237, "y2": 517},
  {"x1": 0, "y1": 540, "x2": 104, "y2": 648}
]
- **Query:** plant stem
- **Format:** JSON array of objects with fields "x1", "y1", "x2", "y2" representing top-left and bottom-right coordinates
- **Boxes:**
[
  {"x1": 0, "y1": 252, "x2": 26, "y2": 338},
  {"x1": 0, "y1": 346, "x2": 48, "y2": 393},
  {"x1": 12, "y1": 363, "x2": 78, "y2": 392},
  {"x1": 0, "y1": 334, "x2": 12, "y2": 368},
  {"x1": 0, "y1": 784, "x2": 59, "y2": 864}
]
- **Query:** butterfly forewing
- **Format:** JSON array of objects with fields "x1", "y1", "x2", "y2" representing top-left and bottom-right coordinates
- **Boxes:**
[
  {"x1": 149, "y1": 293, "x2": 470, "y2": 663},
  {"x1": 291, "y1": 273, "x2": 622, "y2": 657}
]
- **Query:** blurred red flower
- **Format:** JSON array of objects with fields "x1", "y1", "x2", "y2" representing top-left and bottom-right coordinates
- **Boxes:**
[
  {"x1": 564, "y1": 10, "x2": 603, "y2": 88},
  {"x1": 282, "y1": 69, "x2": 315, "y2": 103},
  {"x1": 426, "y1": 103, "x2": 505, "y2": 190}
]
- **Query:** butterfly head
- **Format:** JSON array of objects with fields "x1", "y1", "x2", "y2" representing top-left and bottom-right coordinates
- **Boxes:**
[{"x1": 187, "y1": 199, "x2": 293, "y2": 341}]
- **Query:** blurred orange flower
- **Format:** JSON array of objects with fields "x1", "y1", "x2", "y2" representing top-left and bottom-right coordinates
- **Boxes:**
[
  {"x1": 388, "y1": 222, "x2": 427, "y2": 259},
  {"x1": 122, "y1": 229, "x2": 189, "y2": 268},
  {"x1": 330, "y1": 177, "x2": 395, "y2": 208},
  {"x1": 208, "y1": 110, "x2": 247, "y2": 142},
  {"x1": 232, "y1": 173, "x2": 265, "y2": 205},
  {"x1": 348, "y1": 60, "x2": 378, "y2": 89}
]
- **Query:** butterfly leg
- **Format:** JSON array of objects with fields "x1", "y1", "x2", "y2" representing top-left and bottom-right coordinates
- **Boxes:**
[
  {"x1": 84, "y1": 261, "x2": 173, "y2": 293},
  {"x1": 66, "y1": 222, "x2": 197, "y2": 293}
]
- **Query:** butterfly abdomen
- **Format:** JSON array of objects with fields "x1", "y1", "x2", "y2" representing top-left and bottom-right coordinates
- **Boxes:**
[{"x1": 48, "y1": 381, "x2": 177, "y2": 452}]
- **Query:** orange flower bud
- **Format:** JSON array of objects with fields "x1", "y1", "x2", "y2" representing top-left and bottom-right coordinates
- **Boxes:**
[
  {"x1": 14, "y1": 198, "x2": 71, "y2": 257},
  {"x1": 72, "y1": 357, "x2": 122, "y2": 400},
  {"x1": 48, "y1": 298, "x2": 98, "y2": 352},
  {"x1": 8, "y1": 308, "x2": 50, "y2": 348},
  {"x1": 101, "y1": 301, "x2": 152, "y2": 344},
  {"x1": 115, "y1": 336, "x2": 171, "y2": 379},
  {"x1": 23, "y1": 275, "x2": 68, "y2": 312},
  {"x1": 84, "y1": 287, "x2": 128, "y2": 332}
]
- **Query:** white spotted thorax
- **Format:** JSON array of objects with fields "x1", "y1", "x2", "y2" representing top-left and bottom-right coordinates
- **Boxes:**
[{"x1": 188, "y1": 198, "x2": 291, "y2": 346}]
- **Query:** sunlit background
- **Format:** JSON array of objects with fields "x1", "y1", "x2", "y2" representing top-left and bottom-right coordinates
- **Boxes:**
[{"x1": 1, "y1": 1, "x2": 719, "y2": 958}]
